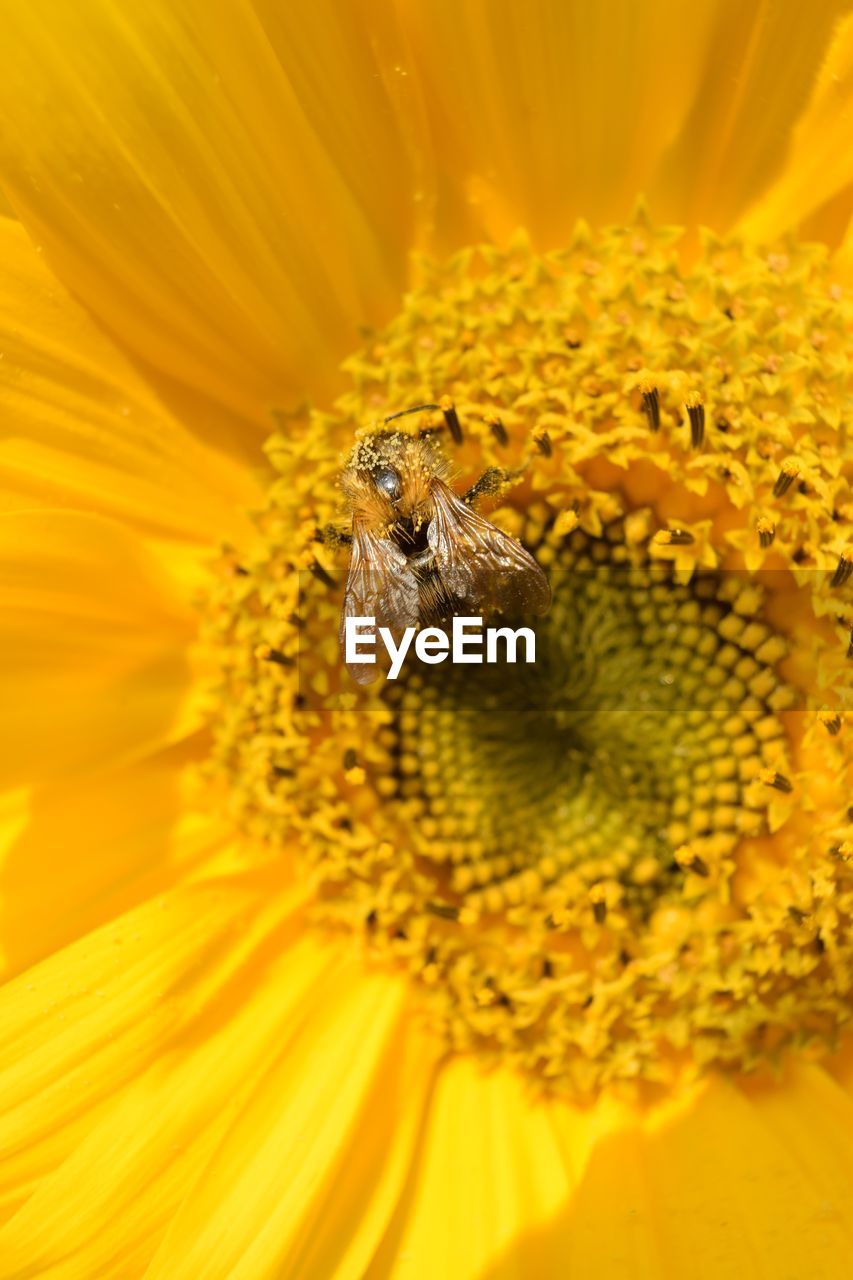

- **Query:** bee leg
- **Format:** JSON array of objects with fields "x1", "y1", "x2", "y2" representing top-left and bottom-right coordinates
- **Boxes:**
[
  {"x1": 462, "y1": 467, "x2": 516, "y2": 506},
  {"x1": 316, "y1": 523, "x2": 353, "y2": 547}
]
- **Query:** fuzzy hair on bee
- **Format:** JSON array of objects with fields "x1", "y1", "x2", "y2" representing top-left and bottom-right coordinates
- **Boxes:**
[{"x1": 336, "y1": 422, "x2": 550, "y2": 684}]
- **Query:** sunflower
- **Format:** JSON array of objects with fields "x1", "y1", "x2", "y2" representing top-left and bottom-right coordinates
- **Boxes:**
[{"x1": 1, "y1": 1, "x2": 853, "y2": 1276}]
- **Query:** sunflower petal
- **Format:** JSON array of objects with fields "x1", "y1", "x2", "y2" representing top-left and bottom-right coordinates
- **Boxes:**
[
  {"x1": 472, "y1": 1068, "x2": 853, "y2": 1279},
  {"x1": 0, "y1": 0, "x2": 426, "y2": 419},
  {"x1": 366, "y1": 1057, "x2": 576, "y2": 1279},
  {"x1": 0, "y1": 746, "x2": 233, "y2": 979},
  {"x1": 143, "y1": 960, "x2": 426, "y2": 1280},
  {"x1": 737, "y1": 12, "x2": 853, "y2": 242},
  {"x1": 0, "y1": 218, "x2": 258, "y2": 540},
  {"x1": 0, "y1": 875, "x2": 315, "y2": 1269},
  {"x1": 397, "y1": 0, "x2": 737, "y2": 244},
  {"x1": 0, "y1": 509, "x2": 200, "y2": 787}
]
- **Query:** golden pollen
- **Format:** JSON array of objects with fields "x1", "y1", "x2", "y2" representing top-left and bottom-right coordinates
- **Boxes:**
[{"x1": 208, "y1": 216, "x2": 853, "y2": 1096}]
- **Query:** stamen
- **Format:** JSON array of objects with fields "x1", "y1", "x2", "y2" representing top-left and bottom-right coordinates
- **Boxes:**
[
  {"x1": 818, "y1": 710, "x2": 843, "y2": 736},
  {"x1": 486, "y1": 413, "x2": 508, "y2": 445},
  {"x1": 760, "y1": 768, "x2": 793, "y2": 793},
  {"x1": 675, "y1": 844, "x2": 710, "y2": 876},
  {"x1": 440, "y1": 395, "x2": 463, "y2": 444},
  {"x1": 254, "y1": 644, "x2": 293, "y2": 667},
  {"x1": 533, "y1": 427, "x2": 552, "y2": 457},
  {"x1": 309, "y1": 559, "x2": 335, "y2": 587},
  {"x1": 654, "y1": 528, "x2": 695, "y2": 546},
  {"x1": 830, "y1": 549, "x2": 853, "y2": 588},
  {"x1": 773, "y1": 459, "x2": 800, "y2": 497},
  {"x1": 757, "y1": 517, "x2": 776, "y2": 548},
  {"x1": 684, "y1": 393, "x2": 705, "y2": 448},
  {"x1": 640, "y1": 381, "x2": 660, "y2": 431}
]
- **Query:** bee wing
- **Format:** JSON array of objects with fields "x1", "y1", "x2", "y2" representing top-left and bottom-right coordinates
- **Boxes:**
[
  {"x1": 340, "y1": 521, "x2": 419, "y2": 684},
  {"x1": 427, "y1": 479, "x2": 550, "y2": 617}
]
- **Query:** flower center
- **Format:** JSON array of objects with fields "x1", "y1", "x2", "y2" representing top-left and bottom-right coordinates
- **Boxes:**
[{"x1": 207, "y1": 214, "x2": 853, "y2": 1095}]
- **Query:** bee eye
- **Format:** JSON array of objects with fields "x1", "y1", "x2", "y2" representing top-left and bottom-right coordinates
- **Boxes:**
[{"x1": 373, "y1": 465, "x2": 402, "y2": 502}]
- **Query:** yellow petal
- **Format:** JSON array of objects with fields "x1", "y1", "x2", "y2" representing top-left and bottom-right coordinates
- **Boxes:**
[
  {"x1": 0, "y1": 875, "x2": 312, "y2": 1255},
  {"x1": 0, "y1": 217, "x2": 258, "y2": 539},
  {"x1": 737, "y1": 12, "x2": 853, "y2": 242},
  {"x1": 144, "y1": 960, "x2": 427, "y2": 1280},
  {"x1": 470, "y1": 1066, "x2": 853, "y2": 1279},
  {"x1": 0, "y1": 509, "x2": 199, "y2": 787},
  {"x1": 368, "y1": 1057, "x2": 577, "y2": 1279},
  {"x1": 0, "y1": 747, "x2": 232, "y2": 979},
  {"x1": 652, "y1": 1, "x2": 852, "y2": 235},
  {"x1": 0, "y1": 0, "x2": 427, "y2": 420},
  {"x1": 398, "y1": 0, "x2": 723, "y2": 245}
]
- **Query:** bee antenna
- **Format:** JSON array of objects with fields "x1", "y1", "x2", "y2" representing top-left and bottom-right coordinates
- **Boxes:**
[{"x1": 383, "y1": 403, "x2": 441, "y2": 424}]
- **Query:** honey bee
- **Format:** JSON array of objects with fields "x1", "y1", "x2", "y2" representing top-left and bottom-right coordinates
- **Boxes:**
[{"x1": 334, "y1": 406, "x2": 550, "y2": 683}]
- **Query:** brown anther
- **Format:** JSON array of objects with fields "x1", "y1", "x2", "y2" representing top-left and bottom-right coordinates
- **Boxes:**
[
  {"x1": 773, "y1": 459, "x2": 800, "y2": 497},
  {"x1": 486, "y1": 413, "x2": 508, "y2": 446},
  {"x1": 818, "y1": 710, "x2": 843, "y2": 736},
  {"x1": 640, "y1": 382, "x2": 660, "y2": 431},
  {"x1": 757, "y1": 518, "x2": 776, "y2": 548},
  {"x1": 309, "y1": 559, "x2": 335, "y2": 587},
  {"x1": 684, "y1": 395, "x2": 705, "y2": 448},
  {"x1": 654, "y1": 528, "x2": 695, "y2": 547},
  {"x1": 564, "y1": 327, "x2": 582, "y2": 349},
  {"x1": 343, "y1": 748, "x2": 359, "y2": 770},
  {"x1": 760, "y1": 769, "x2": 793, "y2": 794},
  {"x1": 589, "y1": 882, "x2": 618, "y2": 923},
  {"x1": 830, "y1": 549, "x2": 853, "y2": 589},
  {"x1": 255, "y1": 644, "x2": 294, "y2": 667},
  {"x1": 440, "y1": 395, "x2": 463, "y2": 444},
  {"x1": 426, "y1": 901, "x2": 460, "y2": 921},
  {"x1": 533, "y1": 429, "x2": 553, "y2": 457},
  {"x1": 674, "y1": 845, "x2": 709, "y2": 876}
]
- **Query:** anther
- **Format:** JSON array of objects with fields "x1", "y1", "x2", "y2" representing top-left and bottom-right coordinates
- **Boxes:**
[
  {"x1": 830, "y1": 549, "x2": 853, "y2": 588},
  {"x1": 684, "y1": 394, "x2": 705, "y2": 448},
  {"x1": 486, "y1": 413, "x2": 508, "y2": 446},
  {"x1": 564, "y1": 327, "x2": 582, "y2": 349},
  {"x1": 533, "y1": 428, "x2": 552, "y2": 457},
  {"x1": 440, "y1": 395, "x2": 463, "y2": 444},
  {"x1": 757, "y1": 518, "x2": 776, "y2": 548},
  {"x1": 343, "y1": 748, "x2": 359, "y2": 770},
  {"x1": 640, "y1": 382, "x2": 660, "y2": 431},
  {"x1": 589, "y1": 884, "x2": 608, "y2": 923},
  {"x1": 255, "y1": 643, "x2": 294, "y2": 667},
  {"x1": 773, "y1": 459, "x2": 800, "y2": 497},
  {"x1": 674, "y1": 845, "x2": 709, "y2": 876},
  {"x1": 848, "y1": 626, "x2": 853, "y2": 659},
  {"x1": 818, "y1": 710, "x2": 843, "y2": 736},
  {"x1": 426, "y1": 901, "x2": 460, "y2": 921},
  {"x1": 309, "y1": 559, "x2": 335, "y2": 587},
  {"x1": 654, "y1": 528, "x2": 695, "y2": 547},
  {"x1": 760, "y1": 768, "x2": 793, "y2": 793}
]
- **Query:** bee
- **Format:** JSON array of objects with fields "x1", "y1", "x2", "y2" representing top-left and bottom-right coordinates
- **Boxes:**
[{"x1": 334, "y1": 405, "x2": 550, "y2": 683}]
